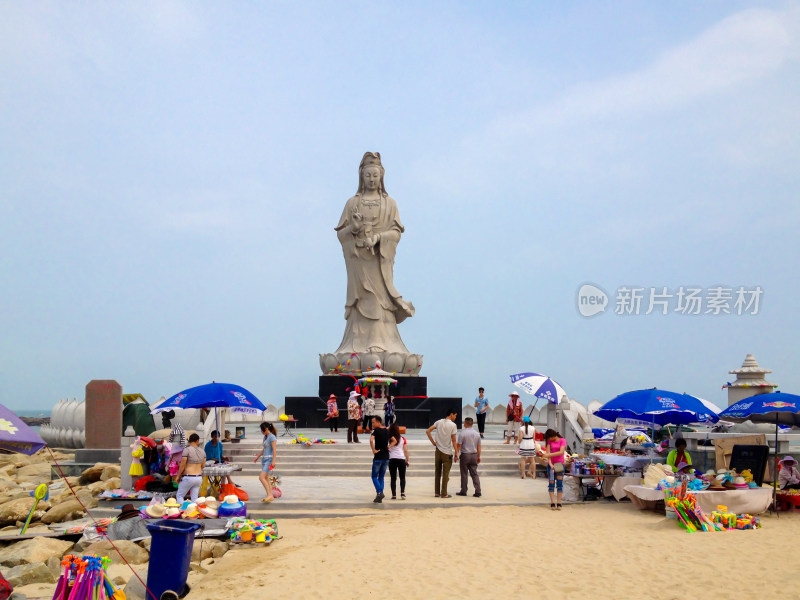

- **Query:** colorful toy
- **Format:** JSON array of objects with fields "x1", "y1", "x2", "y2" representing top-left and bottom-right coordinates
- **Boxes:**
[
  {"x1": 53, "y1": 555, "x2": 126, "y2": 600},
  {"x1": 227, "y1": 518, "x2": 279, "y2": 545},
  {"x1": 20, "y1": 483, "x2": 49, "y2": 535}
]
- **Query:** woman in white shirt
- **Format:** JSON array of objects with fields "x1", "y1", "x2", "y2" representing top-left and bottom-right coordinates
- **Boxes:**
[
  {"x1": 387, "y1": 423, "x2": 410, "y2": 499},
  {"x1": 517, "y1": 416, "x2": 541, "y2": 479}
]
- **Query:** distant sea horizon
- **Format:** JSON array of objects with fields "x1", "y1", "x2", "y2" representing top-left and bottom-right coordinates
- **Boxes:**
[{"x1": 11, "y1": 409, "x2": 52, "y2": 418}]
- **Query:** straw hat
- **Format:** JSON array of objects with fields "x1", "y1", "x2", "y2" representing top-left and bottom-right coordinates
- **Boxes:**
[
  {"x1": 165, "y1": 507, "x2": 182, "y2": 518},
  {"x1": 203, "y1": 497, "x2": 220, "y2": 509},
  {"x1": 164, "y1": 498, "x2": 181, "y2": 508},
  {"x1": 198, "y1": 505, "x2": 218, "y2": 519},
  {"x1": 509, "y1": 391, "x2": 520, "y2": 397},
  {"x1": 223, "y1": 495, "x2": 240, "y2": 505},
  {"x1": 145, "y1": 504, "x2": 166, "y2": 518}
]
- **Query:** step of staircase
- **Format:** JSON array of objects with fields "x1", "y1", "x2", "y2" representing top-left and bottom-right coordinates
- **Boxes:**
[{"x1": 220, "y1": 442, "x2": 533, "y2": 477}]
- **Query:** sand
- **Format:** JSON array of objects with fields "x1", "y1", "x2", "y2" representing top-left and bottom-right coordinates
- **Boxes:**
[{"x1": 183, "y1": 503, "x2": 800, "y2": 600}]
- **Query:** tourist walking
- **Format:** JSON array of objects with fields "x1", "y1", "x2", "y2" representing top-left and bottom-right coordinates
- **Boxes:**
[
  {"x1": 542, "y1": 428, "x2": 566, "y2": 510},
  {"x1": 326, "y1": 394, "x2": 339, "y2": 433},
  {"x1": 362, "y1": 393, "x2": 376, "y2": 433},
  {"x1": 370, "y1": 416, "x2": 392, "y2": 503},
  {"x1": 456, "y1": 417, "x2": 481, "y2": 497},
  {"x1": 175, "y1": 433, "x2": 205, "y2": 503},
  {"x1": 504, "y1": 391, "x2": 523, "y2": 444},
  {"x1": 474, "y1": 387, "x2": 489, "y2": 438},
  {"x1": 517, "y1": 416, "x2": 540, "y2": 479},
  {"x1": 253, "y1": 422, "x2": 277, "y2": 502},
  {"x1": 426, "y1": 408, "x2": 459, "y2": 498},
  {"x1": 347, "y1": 391, "x2": 361, "y2": 443},
  {"x1": 388, "y1": 422, "x2": 409, "y2": 499},
  {"x1": 384, "y1": 395, "x2": 396, "y2": 427}
]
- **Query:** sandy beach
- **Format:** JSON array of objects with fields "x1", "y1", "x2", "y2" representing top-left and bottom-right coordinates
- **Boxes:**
[{"x1": 183, "y1": 503, "x2": 800, "y2": 600}]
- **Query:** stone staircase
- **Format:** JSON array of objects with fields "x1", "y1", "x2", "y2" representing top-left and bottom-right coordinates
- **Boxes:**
[{"x1": 223, "y1": 439, "x2": 525, "y2": 477}]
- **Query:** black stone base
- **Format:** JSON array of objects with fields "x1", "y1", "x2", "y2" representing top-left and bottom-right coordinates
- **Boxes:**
[
  {"x1": 285, "y1": 377, "x2": 461, "y2": 429},
  {"x1": 318, "y1": 375, "x2": 427, "y2": 399}
]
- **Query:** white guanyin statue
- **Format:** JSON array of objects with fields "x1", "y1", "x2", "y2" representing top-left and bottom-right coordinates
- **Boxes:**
[{"x1": 320, "y1": 152, "x2": 422, "y2": 375}]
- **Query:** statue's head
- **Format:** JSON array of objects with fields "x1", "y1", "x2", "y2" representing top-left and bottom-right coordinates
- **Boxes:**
[{"x1": 357, "y1": 152, "x2": 387, "y2": 195}]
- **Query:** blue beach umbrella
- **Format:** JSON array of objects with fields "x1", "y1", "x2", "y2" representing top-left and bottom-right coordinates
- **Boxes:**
[
  {"x1": 718, "y1": 392, "x2": 800, "y2": 511},
  {"x1": 510, "y1": 373, "x2": 566, "y2": 405},
  {"x1": 594, "y1": 388, "x2": 719, "y2": 429},
  {"x1": 151, "y1": 382, "x2": 267, "y2": 416}
]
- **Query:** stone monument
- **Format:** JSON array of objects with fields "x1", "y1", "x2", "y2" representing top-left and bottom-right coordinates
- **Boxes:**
[
  {"x1": 319, "y1": 152, "x2": 423, "y2": 376},
  {"x1": 74, "y1": 379, "x2": 123, "y2": 463}
]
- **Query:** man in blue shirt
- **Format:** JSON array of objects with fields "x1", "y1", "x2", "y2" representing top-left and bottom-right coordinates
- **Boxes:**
[
  {"x1": 204, "y1": 430, "x2": 224, "y2": 462},
  {"x1": 474, "y1": 387, "x2": 489, "y2": 438},
  {"x1": 204, "y1": 430, "x2": 234, "y2": 486}
]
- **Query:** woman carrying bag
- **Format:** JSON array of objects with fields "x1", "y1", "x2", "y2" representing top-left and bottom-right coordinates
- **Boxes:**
[{"x1": 541, "y1": 428, "x2": 566, "y2": 510}]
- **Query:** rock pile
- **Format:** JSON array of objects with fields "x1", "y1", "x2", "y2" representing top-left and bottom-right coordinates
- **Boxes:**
[{"x1": 0, "y1": 451, "x2": 233, "y2": 598}]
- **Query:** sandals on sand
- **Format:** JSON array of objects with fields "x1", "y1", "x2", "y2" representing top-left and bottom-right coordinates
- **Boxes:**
[
  {"x1": 261, "y1": 497, "x2": 274, "y2": 503},
  {"x1": 557, "y1": 503, "x2": 563, "y2": 510},
  {"x1": 550, "y1": 503, "x2": 556, "y2": 510}
]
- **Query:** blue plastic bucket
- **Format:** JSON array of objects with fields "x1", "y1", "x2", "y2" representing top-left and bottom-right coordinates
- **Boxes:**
[{"x1": 146, "y1": 519, "x2": 202, "y2": 600}]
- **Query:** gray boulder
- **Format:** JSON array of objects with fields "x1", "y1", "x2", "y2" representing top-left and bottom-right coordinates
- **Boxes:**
[
  {"x1": 5, "y1": 563, "x2": 56, "y2": 587},
  {"x1": 81, "y1": 540, "x2": 150, "y2": 565},
  {"x1": 0, "y1": 537, "x2": 74, "y2": 567}
]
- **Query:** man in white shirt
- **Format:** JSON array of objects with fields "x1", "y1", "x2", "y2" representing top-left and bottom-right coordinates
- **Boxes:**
[{"x1": 426, "y1": 409, "x2": 459, "y2": 498}]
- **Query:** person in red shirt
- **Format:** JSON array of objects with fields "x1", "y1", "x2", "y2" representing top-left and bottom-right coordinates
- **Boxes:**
[{"x1": 504, "y1": 392, "x2": 523, "y2": 444}]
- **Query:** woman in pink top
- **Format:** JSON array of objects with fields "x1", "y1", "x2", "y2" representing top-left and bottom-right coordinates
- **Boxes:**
[{"x1": 542, "y1": 428, "x2": 566, "y2": 510}]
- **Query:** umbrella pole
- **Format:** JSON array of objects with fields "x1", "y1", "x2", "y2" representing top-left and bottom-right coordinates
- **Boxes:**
[{"x1": 775, "y1": 418, "x2": 779, "y2": 517}]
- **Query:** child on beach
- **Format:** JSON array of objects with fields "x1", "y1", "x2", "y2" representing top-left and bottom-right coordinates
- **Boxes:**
[{"x1": 542, "y1": 429, "x2": 566, "y2": 510}]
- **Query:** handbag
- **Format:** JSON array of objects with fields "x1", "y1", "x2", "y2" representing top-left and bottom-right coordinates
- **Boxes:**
[{"x1": 553, "y1": 463, "x2": 565, "y2": 474}]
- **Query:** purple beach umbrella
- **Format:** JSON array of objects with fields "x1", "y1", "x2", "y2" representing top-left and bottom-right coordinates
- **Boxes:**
[{"x1": 0, "y1": 404, "x2": 46, "y2": 455}]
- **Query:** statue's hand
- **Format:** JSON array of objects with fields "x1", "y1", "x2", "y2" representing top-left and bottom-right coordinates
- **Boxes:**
[{"x1": 365, "y1": 234, "x2": 380, "y2": 250}]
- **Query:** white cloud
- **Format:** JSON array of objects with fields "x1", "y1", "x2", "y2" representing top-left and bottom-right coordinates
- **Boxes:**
[{"x1": 499, "y1": 7, "x2": 800, "y2": 135}]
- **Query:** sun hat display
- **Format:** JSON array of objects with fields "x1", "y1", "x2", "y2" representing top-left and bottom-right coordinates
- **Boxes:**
[
  {"x1": 117, "y1": 503, "x2": 140, "y2": 521},
  {"x1": 165, "y1": 507, "x2": 182, "y2": 518},
  {"x1": 182, "y1": 503, "x2": 201, "y2": 518},
  {"x1": 198, "y1": 505, "x2": 218, "y2": 519},
  {"x1": 203, "y1": 497, "x2": 220, "y2": 509},
  {"x1": 218, "y1": 494, "x2": 247, "y2": 518},
  {"x1": 145, "y1": 503, "x2": 166, "y2": 518},
  {"x1": 164, "y1": 497, "x2": 181, "y2": 508},
  {"x1": 733, "y1": 476, "x2": 749, "y2": 489}
]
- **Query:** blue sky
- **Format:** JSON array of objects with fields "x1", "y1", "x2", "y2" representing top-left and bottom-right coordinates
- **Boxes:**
[{"x1": 1, "y1": 2, "x2": 798, "y2": 413}]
